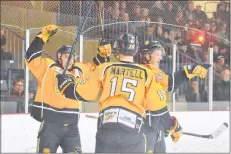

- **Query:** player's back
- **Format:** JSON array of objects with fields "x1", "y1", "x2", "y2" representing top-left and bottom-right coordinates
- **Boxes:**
[{"x1": 97, "y1": 61, "x2": 153, "y2": 117}]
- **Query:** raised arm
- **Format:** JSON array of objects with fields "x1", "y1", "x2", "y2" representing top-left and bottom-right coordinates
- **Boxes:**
[{"x1": 24, "y1": 25, "x2": 58, "y2": 82}]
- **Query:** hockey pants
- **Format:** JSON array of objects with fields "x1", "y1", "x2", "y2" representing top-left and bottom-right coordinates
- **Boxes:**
[
  {"x1": 143, "y1": 116, "x2": 166, "y2": 153},
  {"x1": 36, "y1": 120, "x2": 82, "y2": 153},
  {"x1": 95, "y1": 127, "x2": 146, "y2": 153}
]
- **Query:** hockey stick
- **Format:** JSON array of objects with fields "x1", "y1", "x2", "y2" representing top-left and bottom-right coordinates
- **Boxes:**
[
  {"x1": 85, "y1": 114, "x2": 228, "y2": 139},
  {"x1": 183, "y1": 122, "x2": 228, "y2": 139},
  {"x1": 85, "y1": 114, "x2": 98, "y2": 119},
  {"x1": 63, "y1": 0, "x2": 95, "y2": 75}
]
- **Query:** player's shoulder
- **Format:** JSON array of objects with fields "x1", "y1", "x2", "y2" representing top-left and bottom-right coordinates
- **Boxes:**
[
  {"x1": 144, "y1": 64, "x2": 165, "y2": 74},
  {"x1": 97, "y1": 62, "x2": 115, "y2": 69},
  {"x1": 44, "y1": 58, "x2": 55, "y2": 66}
]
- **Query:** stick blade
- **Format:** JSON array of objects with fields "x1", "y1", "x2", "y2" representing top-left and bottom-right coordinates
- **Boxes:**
[{"x1": 210, "y1": 122, "x2": 229, "y2": 139}]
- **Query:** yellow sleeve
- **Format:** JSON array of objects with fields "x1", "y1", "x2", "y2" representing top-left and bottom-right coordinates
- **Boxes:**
[
  {"x1": 75, "y1": 63, "x2": 106, "y2": 101},
  {"x1": 24, "y1": 38, "x2": 51, "y2": 83}
]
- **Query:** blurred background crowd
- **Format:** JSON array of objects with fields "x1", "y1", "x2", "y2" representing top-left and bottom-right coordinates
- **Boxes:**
[{"x1": 1, "y1": 1, "x2": 230, "y2": 113}]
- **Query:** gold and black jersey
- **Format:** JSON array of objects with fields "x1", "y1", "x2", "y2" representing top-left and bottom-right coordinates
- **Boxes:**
[
  {"x1": 25, "y1": 37, "x2": 96, "y2": 124},
  {"x1": 74, "y1": 61, "x2": 155, "y2": 117},
  {"x1": 142, "y1": 64, "x2": 169, "y2": 116}
]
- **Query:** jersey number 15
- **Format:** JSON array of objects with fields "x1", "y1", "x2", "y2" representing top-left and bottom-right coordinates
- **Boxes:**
[{"x1": 110, "y1": 77, "x2": 138, "y2": 102}]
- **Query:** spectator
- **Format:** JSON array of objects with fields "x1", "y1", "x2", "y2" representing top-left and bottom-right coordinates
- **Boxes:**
[
  {"x1": 150, "y1": 1, "x2": 164, "y2": 22},
  {"x1": 104, "y1": 5, "x2": 113, "y2": 21},
  {"x1": 9, "y1": 78, "x2": 34, "y2": 113},
  {"x1": 113, "y1": 1, "x2": 119, "y2": 10},
  {"x1": 120, "y1": 1, "x2": 126, "y2": 11},
  {"x1": 10, "y1": 78, "x2": 25, "y2": 113},
  {"x1": 1, "y1": 29, "x2": 13, "y2": 60},
  {"x1": 210, "y1": 22, "x2": 217, "y2": 33},
  {"x1": 185, "y1": 1, "x2": 195, "y2": 17},
  {"x1": 213, "y1": 69, "x2": 230, "y2": 101},
  {"x1": 130, "y1": 4, "x2": 141, "y2": 21},
  {"x1": 193, "y1": 5, "x2": 207, "y2": 24},
  {"x1": 111, "y1": 9, "x2": 121, "y2": 22},
  {"x1": 187, "y1": 45, "x2": 202, "y2": 62},
  {"x1": 163, "y1": 1, "x2": 177, "y2": 24},
  {"x1": 209, "y1": 22, "x2": 218, "y2": 44},
  {"x1": 140, "y1": 8, "x2": 151, "y2": 24},
  {"x1": 120, "y1": 12, "x2": 129, "y2": 22},
  {"x1": 178, "y1": 41, "x2": 193, "y2": 63},
  {"x1": 175, "y1": 8, "x2": 184, "y2": 26},
  {"x1": 10, "y1": 78, "x2": 24, "y2": 97},
  {"x1": 213, "y1": 45, "x2": 220, "y2": 61},
  {"x1": 185, "y1": 13, "x2": 194, "y2": 26},
  {"x1": 213, "y1": 54, "x2": 225, "y2": 74},
  {"x1": 138, "y1": 25, "x2": 155, "y2": 43},
  {"x1": 201, "y1": 52, "x2": 209, "y2": 63},
  {"x1": 156, "y1": 25, "x2": 163, "y2": 38},
  {"x1": 185, "y1": 78, "x2": 207, "y2": 103},
  {"x1": 216, "y1": 22, "x2": 229, "y2": 46}
]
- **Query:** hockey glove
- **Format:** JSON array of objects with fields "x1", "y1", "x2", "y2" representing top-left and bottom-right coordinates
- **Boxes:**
[
  {"x1": 56, "y1": 74, "x2": 75, "y2": 94},
  {"x1": 36, "y1": 25, "x2": 58, "y2": 44},
  {"x1": 167, "y1": 116, "x2": 183, "y2": 143},
  {"x1": 184, "y1": 64, "x2": 211, "y2": 79},
  {"x1": 98, "y1": 38, "x2": 112, "y2": 57}
]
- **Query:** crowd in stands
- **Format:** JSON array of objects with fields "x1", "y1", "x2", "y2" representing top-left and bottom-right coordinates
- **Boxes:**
[{"x1": 1, "y1": 1, "x2": 230, "y2": 113}]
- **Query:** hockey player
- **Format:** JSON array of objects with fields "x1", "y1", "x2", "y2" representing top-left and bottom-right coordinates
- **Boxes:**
[
  {"x1": 139, "y1": 40, "x2": 211, "y2": 153},
  {"x1": 25, "y1": 25, "x2": 111, "y2": 153},
  {"x1": 56, "y1": 33, "x2": 156, "y2": 153}
]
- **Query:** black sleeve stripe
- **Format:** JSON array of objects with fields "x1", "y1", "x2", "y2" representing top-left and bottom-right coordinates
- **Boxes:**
[
  {"x1": 74, "y1": 83, "x2": 88, "y2": 102},
  {"x1": 25, "y1": 37, "x2": 44, "y2": 62},
  {"x1": 49, "y1": 63, "x2": 58, "y2": 68},
  {"x1": 73, "y1": 66, "x2": 83, "y2": 73},
  {"x1": 26, "y1": 50, "x2": 42, "y2": 62}
]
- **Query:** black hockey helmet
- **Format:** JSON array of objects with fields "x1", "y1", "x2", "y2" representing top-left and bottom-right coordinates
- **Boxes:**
[
  {"x1": 113, "y1": 33, "x2": 139, "y2": 56},
  {"x1": 140, "y1": 40, "x2": 163, "y2": 53},
  {"x1": 56, "y1": 45, "x2": 76, "y2": 60},
  {"x1": 139, "y1": 40, "x2": 163, "y2": 64}
]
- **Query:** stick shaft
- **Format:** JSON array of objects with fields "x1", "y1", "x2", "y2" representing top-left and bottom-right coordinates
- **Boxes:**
[{"x1": 63, "y1": 0, "x2": 95, "y2": 75}]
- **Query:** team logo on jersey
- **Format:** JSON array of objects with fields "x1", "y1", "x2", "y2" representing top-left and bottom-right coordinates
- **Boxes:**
[
  {"x1": 155, "y1": 73, "x2": 164, "y2": 82},
  {"x1": 43, "y1": 148, "x2": 50, "y2": 153},
  {"x1": 157, "y1": 90, "x2": 166, "y2": 101},
  {"x1": 79, "y1": 76, "x2": 89, "y2": 84}
]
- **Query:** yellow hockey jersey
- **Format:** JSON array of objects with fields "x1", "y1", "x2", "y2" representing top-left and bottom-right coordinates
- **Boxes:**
[{"x1": 25, "y1": 37, "x2": 96, "y2": 124}]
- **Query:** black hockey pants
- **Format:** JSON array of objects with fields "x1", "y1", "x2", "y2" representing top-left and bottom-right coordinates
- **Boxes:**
[
  {"x1": 95, "y1": 127, "x2": 146, "y2": 153},
  {"x1": 36, "y1": 120, "x2": 81, "y2": 153},
  {"x1": 143, "y1": 116, "x2": 166, "y2": 153}
]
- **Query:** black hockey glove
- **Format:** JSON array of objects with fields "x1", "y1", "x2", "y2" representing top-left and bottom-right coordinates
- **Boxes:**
[
  {"x1": 184, "y1": 64, "x2": 211, "y2": 80},
  {"x1": 56, "y1": 74, "x2": 75, "y2": 94}
]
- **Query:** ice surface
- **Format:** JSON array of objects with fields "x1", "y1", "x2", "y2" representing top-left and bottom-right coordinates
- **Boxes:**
[{"x1": 1, "y1": 112, "x2": 229, "y2": 153}]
